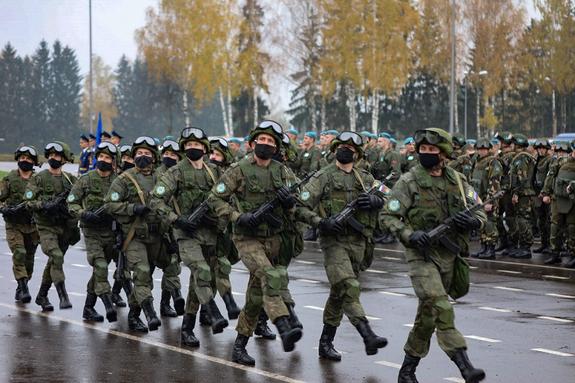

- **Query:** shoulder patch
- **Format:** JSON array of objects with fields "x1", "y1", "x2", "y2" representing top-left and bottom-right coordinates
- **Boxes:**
[
  {"x1": 387, "y1": 199, "x2": 401, "y2": 212},
  {"x1": 67, "y1": 194, "x2": 76, "y2": 203},
  {"x1": 155, "y1": 185, "x2": 166, "y2": 196},
  {"x1": 110, "y1": 191, "x2": 120, "y2": 202},
  {"x1": 216, "y1": 183, "x2": 226, "y2": 194},
  {"x1": 24, "y1": 190, "x2": 33, "y2": 200},
  {"x1": 407, "y1": 155, "x2": 414, "y2": 161},
  {"x1": 300, "y1": 191, "x2": 310, "y2": 201}
]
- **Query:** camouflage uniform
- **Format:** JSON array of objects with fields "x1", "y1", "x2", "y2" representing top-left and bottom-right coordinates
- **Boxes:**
[
  {"x1": 496, "y1": 147, "x2": 517, "y2": 252},
  {"x1": 371, "y1": 148, "x2": 402, "y2": 186},
  {"x1": 448, "y1": 151, "x2": 474, "y2": 181},
  {"x1": 294, "y1": 146, "x2": 322, "y2": 177},
  {"x1": 532, "y1": 146, "x2": 552, "y2": 252},
  {"x1": 401, "y1": 152, "x2": 419, "y2": 173}
]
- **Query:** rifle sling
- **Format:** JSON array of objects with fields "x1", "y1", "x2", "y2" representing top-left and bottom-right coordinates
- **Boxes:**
[{"x1": 121, "y1": 171, "x2": 147, "y2": 252}]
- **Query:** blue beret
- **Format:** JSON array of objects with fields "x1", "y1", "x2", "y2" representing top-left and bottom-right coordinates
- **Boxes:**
[
  {"x1": 326, "y1": 130, "x2": 339, "y2": 136},
  {"x1": 243, "y1": 136, "x2": 250, "y2": 141},
  {"x1": 228, "y1": 137, "x2": 242, "y2": 144},
  {"x1": 404, "y1": 137, "x2": 414, "y2": 145},
  {"x1": 379, "y1": 132, "x2": 392, "y2": 139},
  {"x1": 390, "y1": 138, "x2": 397, "y2": 144},
  {"x1": 287, "y1": 128, "x2": 299, "y2": 135},
  {"x1": 305, "y1": 131, "x2": 317, "y2": 139}
]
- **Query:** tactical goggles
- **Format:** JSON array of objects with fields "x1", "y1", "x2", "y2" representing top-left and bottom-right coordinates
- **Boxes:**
[
  {"x1": 257, "y1": 120, "x2": 283, "y2": 135},
  {"x1": 17, "y1": 146, "x2": 37, "y2": 157},
  {"x1": 134, "y1": 136, "x2": 156, "y2": 147},
  {"x1": 475, "y1": 141, "x2": 491, "y2": 150},
  {"x1": 414, "y1": 130, "x2": 448, "y2": 146},
  {"x1": 282, "y1": 133, "x2": 290, "y2": 145},
  {"x1": 45, "y1": 142, "x2": 64, "y2": 152},
  {"x1": 181, "y1": 127, "x2": 206, "y2": 141},
  {"x1": 210, "y1": 137, "x2": 229, "y2": 148},
  {"x1": 119, "y1": 145, "x2": 132, "y2": 154},
  {"x1": 338, "y1": 132, "x2": 363, "y2": 146},
  {"x1": 97, "y1": 142, "x2": 118, "y2": 153},
  {"x1": 161, "y1": 140, "x2": 180, "y2": 152},
  {"x1": 556, "y1": 142, "x2": 572, "y2": 152},
  {"x1": 533, "y1": 140, "x2": 549, "y2": 149}
]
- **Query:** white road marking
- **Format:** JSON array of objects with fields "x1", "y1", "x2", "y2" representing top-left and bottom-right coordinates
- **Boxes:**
[
  {"x1": 493, "y1": 286, "x2": 524, "y2": 292},
  {"x1": 366, "y1": 269, "x2": 388, "y2": 274},
  {"x1": 71, "y1": 263, "x2": 88, "y2": 268},
  {"x1": 546, "y1": 293, "x2": 575, "y2": 299},
  {"x1": 304, "y1": 305, "x2": 324, "y2": 311},
  {"x1": 294, "y1": 260, "x2": 316, "y2": 265},
  {"x1": 375, "y1": 361, "x2": 401, "y2": 369},
  {"x1": 537, "y1": 316, "x2": 573, "y2": 323},
  {"x1": 231, "y1": 291, "x2": 245, "y2": 296},
  {"x1": 365, "y1": 315, "x2": 381, "y2": 321},
  {"x1": 295, "y1": 279, "x2": 320, "y2": 284},
  {"x1": 469, "y1": 266, "x2": 478, "y2": 270},
  {"x1": 531, "y1": 348, "x2": 574, "y2": 357},
  {"x1": 0, "y1": 303, "x2": 306, "y2": 383},
  {"x1": 464, "y1": 335, "x2": 501, "y2": 343},
  {"x1": 403, "y1": 323, "x2": 414, "y2": 328},
  {"x1": 232, "y1": 268, "x2": 249, "y2": 273},
  {"x1": 478, "y1": 306, "x2": 512, "y2": 313},
  {"x1": 444, "y1": 378, "x2": 465, "y2": 383},
  {"x1": 3, "y1": 252, "x2": 12, "y2": 256},
  {"x1": 542, "y1": 275, "x2": 570, "y2": 280},
  {"x1": 68, "y1": 292, "x2": 86, "y2": 297},
  {"x1": 382, "y1": 256, "x2": 401, "y2": 261},
  {"x1": 497, "y1": 270, "x2": 522, "y2": 275},
  {"x1": 379, "y1": 291, "x2": 407, "y2": 297}
]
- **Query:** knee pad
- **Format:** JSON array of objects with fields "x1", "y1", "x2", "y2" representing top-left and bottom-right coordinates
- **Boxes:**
[
  {"x1": 263, "y1": 266, "x2": 285, "y2": 297},
  {"x1": 217, "y1": 257, "x2": 232, "y2": 276},
  {"x1": 342, "y1": 278, "x2": 361, "y2": 301},
  {"x1": 194, "y1": 262, "x2": 212, "y2": 287}
]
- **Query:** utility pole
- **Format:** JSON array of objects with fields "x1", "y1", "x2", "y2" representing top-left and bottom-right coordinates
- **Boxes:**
[
  {"x1": 89, "y1": 0, "x2": 94, "y2": 134},
  {"x1": 448, "y1": 0, "x2": 456, "y2": 134}
]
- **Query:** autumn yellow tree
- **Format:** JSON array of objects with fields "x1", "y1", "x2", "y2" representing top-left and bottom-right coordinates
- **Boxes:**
[{"x1": 81, "y1": 55, "x2": 117, "y2": 133}]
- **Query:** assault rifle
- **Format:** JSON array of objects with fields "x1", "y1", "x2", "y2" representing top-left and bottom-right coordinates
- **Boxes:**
[
  {"x1": 421, "y1": 190, "x2": 505, "y2": 260},
  {"x1": 330, "y1": 185, "x2": 381, "y2": 234},
  {"x1": 0, "y1": 201, "x2": 26, "y2": 215},
  {"x1": 43, "y1": 189, "x2": 71, "y2": 217},
  {"x1": 113, "y1": 220, "x2": 127, "y2": 283}
]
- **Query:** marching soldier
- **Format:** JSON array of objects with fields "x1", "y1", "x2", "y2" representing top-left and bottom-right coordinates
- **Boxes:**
[
  {"x1": 380, "y1": 128, "x2": 486, "y2": 383},
  {"x1": 0, "y1": 145, "x2": 40, "y2": 304},
  {"x1": 118, "y1": 145, "x2": 135, "y2": 173},
  {"x1": 296, "y1": 131, "x2": 388, "y2": 361},
  {"x1": 494, "y1": 132, "x2": 517, "y2": 255},
  {"x1": 532, "y1": 139, "x2": 553, "y2": 253}
]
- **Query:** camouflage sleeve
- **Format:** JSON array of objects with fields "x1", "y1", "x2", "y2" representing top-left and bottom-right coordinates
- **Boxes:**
[
  {"x1": 150, "y1": 168, "x2": 179, "y2": 224},
  {"x1": 23, "y1": 174, "x2": 43, "y2": 211},
  {"x1": 0, "y1": 176, "x2": 9, "y2": 203},
  {"x1": 67, "y1": 175, "x2": 88, "y2": 219},
  {"x1": 208, "y1": 165, "x2": 243, "y2": 224},
  {"x1": 487, "y1": 158, "x2": 503, "y2": 198},
  {"x1": 104, "y1": 176, "x2": 135, "y2": 217},
  {"x1": 384, "y1": 151, "x2": 402, "y2": 185},
  {"x1": 311, "y1": 149, "x2": 322, "y2": 173},
  {"x1": 542, "y1": 159, "x2": 559, "y2": 196},
  {"x1": 379, "y1": 176, "x2": 414, "y2": 244},
  {"x1": 462, "y1": 178, "x2": 487, "y2": 230},
  {"x1": 295, "y1": 172, "x2": 326, "y2": 227}
]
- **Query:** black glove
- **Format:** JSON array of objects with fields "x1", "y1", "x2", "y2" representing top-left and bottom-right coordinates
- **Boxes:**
[
  {"x1": 357, "y1": 193, "x2": 384, "y2": 210},
  {"x1": 276, "y1": 186, "x2": 296, "y2": 209},
  {"x1": 318, "y1": 217, "x2": 344, "y2": 235},
  {"x1": 236, "y1": 212, "x2": 259, "y2": 228},
  {"x1": 201, "y1": 214, "x2": 218, "y2": 227},
  {"x1": 81, "y1": 211, "x2": 102, "y2": 224},
  {"x1": 133, "y1": 204, "x2": 150, "y2": 216},
  {"x1": 175, "y1": 216, "x2": 198, "y2": 234},
  {"x1": 408, "y1": 231, "x2": 431, "y2": 249},
  {"x1": 453, "y1": 211, "x2": 481, "y2": 231},
  {"x1": 42, "y1": 201, "x2": 61, "y2": 215}
]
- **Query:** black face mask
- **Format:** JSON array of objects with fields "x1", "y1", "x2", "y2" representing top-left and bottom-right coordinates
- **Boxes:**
[
  {"x1": 419, "y1": 152, "x2": 440, "y2": 169},
  {"x1": 96, "y1": 161, "x2": 113, "y2": 172},
  {"x1": 48, "y1": 158, "x2": 62, "y2": 169},
  {"x1": 134, "y1": 155, "x2": 153, "y2": 169},
  {"x1": 185, "y1": 148, "x2": 204, "y2": 161},
  {"x1": 162, "y1": 157, "x2": 178, "y2": 168},
  {"x1": 18, "y1": 161, "x2": 34, "y2": 172},
  {"x1": 254, "y1": 143, "x2": 276, "y2": 160},
  {"x1": 210, "y1": 159, "x2": 224, "y2": 167},
  {"x1": 335, "y1": 147, "x2": 355, "y2": 164},
  {"x1": 121, "y1": 162, "x2": 135, "y2": 171}
]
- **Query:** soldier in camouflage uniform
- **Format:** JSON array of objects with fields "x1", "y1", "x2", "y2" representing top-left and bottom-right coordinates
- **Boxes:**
[
  {"x1": 118, "y1": 144, "x2": 135, "y2": 174},
  {"x1": 372, "y1": 133, "x2": 401, "y2": 186},
  {"x1": 296, "y1": 131, "x2": 388, "y2": 361},
  {"x1": 209, "y1": 120, "x2": 303, "y2": 366},
  {"x1": 448, "y1": 134, "x2": 474, "y2": 181},
  {"x1": 151, "y1": 127, "x2": 230, "y2": 347},
  {"x1": 360, "y1": 131, "x2": 381, "y2": 165},
  {"x1": 68, "y1": 142, "x2": 119, "y2": 323},
  {"x1": 507, "y1": 134, "x2": 536, "y2": 259},
  {"x1": 293, "y1": 131, "x2": 322, "y2": 178},
  {"x1": 541, "y1": 142, "x2": 573, "y2": 265},
  {"x1": 104, "y1": 136, "x2": 173, "y2": 332},
  {"x1": 24, "y1": 142, "x2": 80, "y2": 311},
  {"x1": 156, "y1": 139, "x2": 181, "y2": 176},
  {"x1": 470, "y1": 139, "x2": 503, "y2": 259},
  {"x1": 380, "y1": 127, "x2": 487, "y2": 383},
  {"x1": 494, "y1": 132, "x2": 517, "y2": 254},
  {"x1": 319, "y1": 130, "x2": 338, "y2": 166},
  {"x1": 0, "y1": 145, "x2": 40, "y2": 304},
  {"x1": 532, "y1": 139, "x2": 553, "y2": 253},
  {"x1": 401, "y1": 137, "x2": 419, "y2": 173}
]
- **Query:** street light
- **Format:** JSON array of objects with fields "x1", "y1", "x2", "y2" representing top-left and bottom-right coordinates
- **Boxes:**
[
  {"x1": 463, "y1": 70, "x2": 487, "y2": 140},
  {"x1": 545, "y1": 76, "x2": 557, "y2": 137}
]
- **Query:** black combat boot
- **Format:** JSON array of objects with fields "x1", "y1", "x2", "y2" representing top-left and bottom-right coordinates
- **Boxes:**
[
  {"x1": 171, "y1": 288, "x2": 185, "y2": 316},
  {"x1": 354, "y1": 319, "x2": 387, "y2": 355},
  {"x1": 398, "y1": 353, "x2": 421, "y2": 383},
  {"x1": 17, "y1": 278, "x2": 31, "y2": 303},
  {"x1": 478, "y1": 245, "x2": 496, "y2": 260},
  {"x1": 199, "y1": 304, "x2": 212, "y2": 326},
  {"x1": 100, "y1": 293, "x2": 118, "y2": 323},
  {"x1": 232, "y1": 334, "x2": 255, "y2": 366},
  {"x1": 206, "y1": 299, "x2": 228, "y2": 334},
  {"x1": 318, "y1": 324, "x2": 341, "y2": 361},
  {"x1": 451, "y1": 348, "x2": 486, "y2": 383},
  {"x1": 511, "y1": 247, "x2": 532, "y2": 259},
  {"x1": 181, "y1": 313, "x2": 200, "y2": 347},
  {"x1": 83, "y1": 293, "x2": 104, "y2": 322},
  {"x1": 128, "y1": 305, "x2": 148, "y2": 333},
  {"x1": 141, "y1": 297, "x2": 161, "y2": 331},
  {"x1": 564, "y1": 255, "x2": 575, "y2": 269},
  {"x1": 286, "y1": 303, "x2": 303, "y2": 329},
  {"x1": 111, "y1": 280, "x2": 126, "y2": 307},
  {"x1": 543, "y1": 251, "x2": 562, "y2": 265},
  {"x1": 494, "y1": 237, "x2": 509, "y2": 252},
  {"x1": 160, "y1": 289, "x2": 177, "y2": 317},
  {"x1": 254, "y1": 311, "x2": 276, "y2": 340},
  {"x1": 35, "y1": 282, "x2": 54, "y2": 312},
  {"x1": 221, "y1": 291, "x2": 240, "y2": 320},
  {"x1": 500, "y1": 244, "x2": 517, "y2": 257},
  {"x1": 274, "y1": 316, "x2": 303, "y2": 352},
  {"x1": 470, "y1": 244, "x2": 486, "y2": 258},
  {"x1": 533, "y1": 242, "x2": 549, "y2": 253},
  {"x1": 55, "y1": 281, "x2": 72, "y2": 309}
]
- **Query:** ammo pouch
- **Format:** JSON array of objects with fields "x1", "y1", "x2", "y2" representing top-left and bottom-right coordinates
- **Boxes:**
[
  {"x1": 448, "y1": 255, "x2": 470, "y2": 300},
  {"x1": 359, "y1": 237, "x2": 375, "y2": 272}
]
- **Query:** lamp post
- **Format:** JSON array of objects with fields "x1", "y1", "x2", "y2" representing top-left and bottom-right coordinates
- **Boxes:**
[
  {"x1": 464, "y1": 70, "x2": 487, "y2": 139},
  {"x1": 545, "y1": 76, "x2": 557, "y2": 137},
  {"x1": 89, "y1": 0, "x2": 94, "y2": 134}
]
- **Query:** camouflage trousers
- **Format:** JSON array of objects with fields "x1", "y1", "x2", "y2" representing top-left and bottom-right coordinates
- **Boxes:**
[
  {"x1": 533, "y1": 198, "x2": 551, "y2": 246},
  {"x1": 83, "y1": 229, "x2": 116, "y2": 296},
  {"x1": 497, "y1": 194, "x2": 513, "y2": 244},
  {"x1": 508, "y1": 196, "x2": 534, "y2": 247},
  {"x1": 37, "y1": 225, "x2": 71, "y2": 284},
  {"x1": 404, "y1": 256, "x2": 467, "y2": 358},
  {"x1": 233, "y1": 234, "x2": 290, "y2": 337},
  {"x1": 319, "y1": 234, "x2": 367, "y2": 327},
  {"x1": 213, "y1": 231, "x2": 238, "y2": 297},
  {"x1": 5, "y1": 224, "x2": 39, "y2": 280},
  {"x1": 480, "y1": 209, "x2": 499, "y2": 246},
  {"x1": 550, "y1": 202, "x2": 575, "y2": 254},
  {"x1": 178, "y1": 235, "x2": 216, "y2": 315}
]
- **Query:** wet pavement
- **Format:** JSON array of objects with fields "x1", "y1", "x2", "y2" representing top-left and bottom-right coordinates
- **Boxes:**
[{"x1": 0, "y1": 218, "x2": 574, "y2": 383}]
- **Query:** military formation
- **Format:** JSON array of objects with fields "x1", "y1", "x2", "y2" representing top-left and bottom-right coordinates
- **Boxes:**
[{"x1": 3, "y1": 121, "x2": 575, "y2": 383}]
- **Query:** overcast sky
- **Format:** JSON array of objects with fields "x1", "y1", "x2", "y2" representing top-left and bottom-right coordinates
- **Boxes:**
[{"x1": 1, "y1": 0, "x2": 538, "y2": 114}]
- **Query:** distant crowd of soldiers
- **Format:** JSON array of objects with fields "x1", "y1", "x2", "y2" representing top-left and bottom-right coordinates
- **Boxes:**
[{"x1": 2, "y1": 121, "x2": 575, "y2": 383}]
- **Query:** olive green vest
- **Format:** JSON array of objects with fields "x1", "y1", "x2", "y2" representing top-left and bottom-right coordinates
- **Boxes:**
[
  {"x1": 174, "y1": 160, "x2": 216, "y2": 215},
  {"x1": 33, "y1": 169, "x2": 75, "y2": 226},
  {"x1": 471, "y1": 155, "x2": 492, "y2": 199},
  {"x1": 3, "y1": 170, "x2": 33, "y2": 224},
  {"x1": 554, "y1": 158, "x2": 575, "y2": 213}
]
